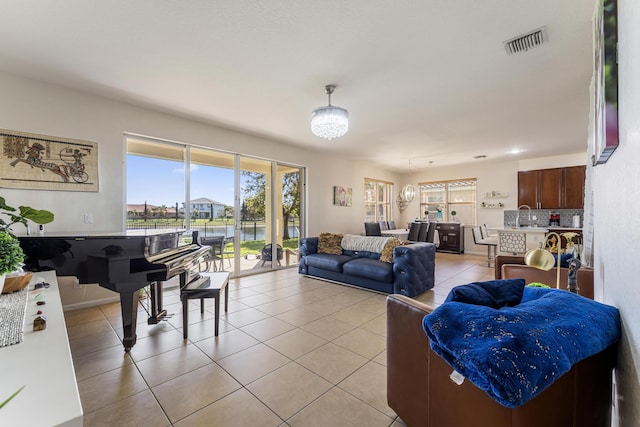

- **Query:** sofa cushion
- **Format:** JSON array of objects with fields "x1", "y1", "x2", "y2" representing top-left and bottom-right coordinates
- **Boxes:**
[
  {"x1": 305, "y1": 253, "x2": 352, "y2": 272},
  {"x1": 342, "y1": 250, "x2": 379, "y2": 259},
  {"x1": 380, "y1": 238, "x2": 403, "y2": 263},
  {"x1": 318, "y1": 232, "x2": 344, "y2": 255},
  {"x1": 343, "y1": 258, "x2": 393, "y2": 282}
]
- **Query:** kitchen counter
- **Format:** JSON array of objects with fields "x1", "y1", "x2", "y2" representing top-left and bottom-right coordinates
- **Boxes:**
[
  {"x1": 488, "y1": 226, "x2": 581, "y2": 256},
  {"x1": 489, "y1": 226, "x2": 582, "y2": 233}
]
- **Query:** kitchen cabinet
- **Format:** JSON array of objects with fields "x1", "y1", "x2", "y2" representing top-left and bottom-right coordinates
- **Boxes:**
[
  {"x1": 435, "y1": 222, "x2": 464, "y2": 254},
  {"x1": 563, "y1": 166, "x2": 586, "y2": 209},
  {"x1": 517, "y1": 166, "x2": 585, "y2": 209}
]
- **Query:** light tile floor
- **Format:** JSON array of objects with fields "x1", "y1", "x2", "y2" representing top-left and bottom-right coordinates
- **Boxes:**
[{"x1": 67, "y1": 252, "x2": 494, "y2": 426}]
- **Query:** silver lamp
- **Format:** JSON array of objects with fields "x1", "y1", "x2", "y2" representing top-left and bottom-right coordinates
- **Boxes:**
[{"x1": 311, "y1": 85, "x2": 349, "y2": 140}]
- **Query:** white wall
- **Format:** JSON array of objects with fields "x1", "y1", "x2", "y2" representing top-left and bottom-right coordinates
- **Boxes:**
[
  {"x1": 518, "y1": 152, "x2": 586, "y2": 171},
  {"x1": 399, "y1": 159, "x2": 520, "y2": 226},
  {"x1": 594, "y1": 0, "x2": 640, "y2": 424},
  {"x1": 0, "y1": 71, "x2": 399, "y2": 308},
  {"x1": 0, "y1": 71, "x2": 398, "y2": 239}
]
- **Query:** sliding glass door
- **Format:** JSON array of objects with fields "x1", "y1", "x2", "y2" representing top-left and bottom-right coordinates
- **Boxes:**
[
  {"x1": 126, "y1": 135, "x2": 305, "y2": 278},
  {"x1": 278, "y1": 163, "x2": 302, "y2": 269},
  {"x1": 126, "y1": 138, "x2": 185, "y2": 229},
  {"x1": 189, "y1": 148, "x2": 235, "y2": 271},
  {"x1": 238, "y1": 157, "x2": 272, "y2": 274}
]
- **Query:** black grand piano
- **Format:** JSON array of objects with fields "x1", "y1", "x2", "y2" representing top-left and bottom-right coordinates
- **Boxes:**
[{"x1": 19, "y1": 230, "x2": 211, "y2": 351}]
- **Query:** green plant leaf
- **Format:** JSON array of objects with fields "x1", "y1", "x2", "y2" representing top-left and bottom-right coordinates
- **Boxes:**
[
  {"x1": 18, "y1": 206, "x2": 54, "y2": 224},
  {"x1": 0, "y1": 197, "x2": 17, "y2": 212},
  {"x1": 0, "y1": 385, "x2": 25, "y2": 410}
]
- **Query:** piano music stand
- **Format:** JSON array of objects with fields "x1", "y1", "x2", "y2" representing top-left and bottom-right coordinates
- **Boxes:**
[{"x1": 181, "y1": 272, "x2": 230, "y2": 338}]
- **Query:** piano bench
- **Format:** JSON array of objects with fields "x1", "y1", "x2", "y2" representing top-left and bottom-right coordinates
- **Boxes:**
[{"x1": 181, "y1": 272, "x2": 230, "y2": 338}]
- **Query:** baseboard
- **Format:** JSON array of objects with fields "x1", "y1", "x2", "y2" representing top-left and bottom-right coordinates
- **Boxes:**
[{"x1": 63, "y1": 296, "x2": 120, "y2": 311}]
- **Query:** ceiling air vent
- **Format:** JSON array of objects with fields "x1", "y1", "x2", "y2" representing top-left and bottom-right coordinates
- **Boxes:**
[{"x1": 504, "y1": 27, "x2": 548, "y2": 55}]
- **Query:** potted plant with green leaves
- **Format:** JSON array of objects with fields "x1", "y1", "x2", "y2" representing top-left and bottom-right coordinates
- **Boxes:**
[
  {"x1": 0, "y1": 197, "x2": 54, "y2": 237},
  {"x1": 0, "y1": 232, "x2": 24, "y2": 292},
  {"x1": 0, "y1": 197, "x2": 54, "y2": 293}
]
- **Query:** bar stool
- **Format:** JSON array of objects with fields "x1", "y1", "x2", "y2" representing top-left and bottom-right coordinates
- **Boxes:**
[
  {"x1": 181, "y1": 272, "x2": 230, "y2": 338},
  {"x1": 472, "y1": 226, "x2": 498, "y2": 267}
]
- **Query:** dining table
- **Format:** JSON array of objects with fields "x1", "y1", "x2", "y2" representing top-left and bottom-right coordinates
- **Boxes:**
[{"x1": 381, "y1": 228, "x2": 410, "y2": 241}]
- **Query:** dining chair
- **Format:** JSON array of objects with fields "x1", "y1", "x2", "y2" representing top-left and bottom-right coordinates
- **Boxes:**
[
  {"x1": 365, "y1": 222, "x2": 382, "y2": 236},
  {"x1": 407, "y1": 222, "x2": 420, "y2": 241},
  {"x1": 199, "y1": 235, "x2": 225, "y2": 272},
  {"x1": 388, "y1": 220, "x2": 396, "y2": 230},
  {"x1": 417, "y1": 222, "x2": 429, "y2": 242},
  {"x1": 220, "y1": 236, "x2": 234, "y2": 270},
  {"x1": 426, "y1": 222, "x2": 437, "y2": 244},
  {"x1": 379, "y1": 221, "x2": 389, "y2": 231}
]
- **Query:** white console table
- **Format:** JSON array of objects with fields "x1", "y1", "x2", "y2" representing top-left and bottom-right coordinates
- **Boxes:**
[{"x1": 0, "y1": 271, "x2": 83, "y2": 426}]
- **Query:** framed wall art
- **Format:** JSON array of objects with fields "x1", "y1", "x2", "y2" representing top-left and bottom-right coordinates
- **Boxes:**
[
  {"x1": 0, "y1": 129, "x2": 99, "y2": 192},
  {"x1": 593, "y1": 0, "x2": 619, "y2": 165},
  {"x1": 333, "y1": 186, "x2": 352, "y2": 207}
]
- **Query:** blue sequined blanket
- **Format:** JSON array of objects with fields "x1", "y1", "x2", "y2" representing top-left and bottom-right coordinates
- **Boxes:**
[{"x1": 423, "y1": 287, "x2": 620, "y2": 408}]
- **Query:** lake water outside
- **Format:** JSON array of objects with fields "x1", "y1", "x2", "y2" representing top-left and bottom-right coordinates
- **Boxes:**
[
  {"x1": 127, "y1": 221, "x2": 299, "y2": 242},
  {"x1": 196, "y1": 223, "x2": 300, "y2": 241}
]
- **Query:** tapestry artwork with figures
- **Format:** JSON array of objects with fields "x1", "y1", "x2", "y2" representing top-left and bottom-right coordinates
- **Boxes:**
[{"x1": 1, "y1": 129, "x2": 98, "y2": 192}]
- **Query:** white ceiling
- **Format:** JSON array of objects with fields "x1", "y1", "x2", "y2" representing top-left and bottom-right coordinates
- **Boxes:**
[{"x1": 0, "y1": 0, "x2": 595, "y2": 173}]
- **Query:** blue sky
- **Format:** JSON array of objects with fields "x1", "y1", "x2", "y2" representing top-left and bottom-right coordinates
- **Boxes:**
[{"x1": 126, "y1": 155, "x2": 235, "y2": 206}]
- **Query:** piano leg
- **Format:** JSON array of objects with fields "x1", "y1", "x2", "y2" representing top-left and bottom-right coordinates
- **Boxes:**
[
  {"x1": 117, "y1": 287, "x2": 140, "y2": 351},
  {"x1": 147, "y1": 281, "x2": 168, "y2": 324}
]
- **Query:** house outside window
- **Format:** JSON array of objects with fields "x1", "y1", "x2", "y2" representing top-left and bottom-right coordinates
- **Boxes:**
[
  {"x1": 419, "y1": 179, "x2": 477, "y2": 224},
  {"x1": 187, "y1": 198, "x2": 226, "y2": 220},
  {"x1": 364, "y1": 178, "x2": 393, "y2": 222}
]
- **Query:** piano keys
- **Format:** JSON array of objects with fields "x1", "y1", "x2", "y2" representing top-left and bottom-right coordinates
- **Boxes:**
[{"x1": 18, "y1": 230, "x2": 211, "y2": 351}]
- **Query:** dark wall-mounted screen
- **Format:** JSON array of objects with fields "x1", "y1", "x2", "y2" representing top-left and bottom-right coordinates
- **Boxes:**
[{"x1": 593, "y1": 0, "x2": 618, "y2": 165}]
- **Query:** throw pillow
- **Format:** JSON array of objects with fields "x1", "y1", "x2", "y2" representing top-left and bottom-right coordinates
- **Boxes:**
[
  {"x1": 527, "y1": 282, "x2": 551, "y2": 288},
  {"x1": 379, "y1": 237, "x2": 403, "y2": 263},
  {"x1": 318, "y1": 232, "x2": 344, "y2": 255},
  {"x1": 553, "y1": 253, "x2": 574, "y2": 268},
  {"x1": 444, "y1": 278, "x2": 526, "y2": 308}
]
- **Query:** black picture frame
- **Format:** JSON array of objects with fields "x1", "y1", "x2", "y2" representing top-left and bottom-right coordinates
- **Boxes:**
[{"x1": 593, "y1": 0, "x2": 619, "y2": 165}]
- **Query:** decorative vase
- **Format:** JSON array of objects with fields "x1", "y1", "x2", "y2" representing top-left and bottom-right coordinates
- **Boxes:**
[{"x1": 2, "y1": 272, "x2": 32, "y2": 294}]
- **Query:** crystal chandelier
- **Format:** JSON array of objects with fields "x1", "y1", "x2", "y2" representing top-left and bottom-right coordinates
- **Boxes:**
[
  {"x1": 397, "y1": 184, "x2": 418, "y2": 213},
  {"x1": 396, "y1": 159, "x2": 418, "y2": 213},
  {"x1": 311, "y1": 85, "x2": 349, "y2": 140}
]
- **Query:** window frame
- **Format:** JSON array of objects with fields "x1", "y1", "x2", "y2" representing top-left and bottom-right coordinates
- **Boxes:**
[
  {"x1": 418, "y1": 178, "x2": 477, "y2": 224},
  {"x1": 364, "y1": 177, "x2": 394, "y2": 223}
]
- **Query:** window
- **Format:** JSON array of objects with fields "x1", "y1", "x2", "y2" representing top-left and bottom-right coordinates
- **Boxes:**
[
  {"x1": 419, "y1": 179, "x2": 476, "y2": 224},
  {"x1": 125, "y1": 135, "x2": 305, "y2": 276},
  {"x1": 364, "y1": 178, "x2": 393, "y2": 222}
]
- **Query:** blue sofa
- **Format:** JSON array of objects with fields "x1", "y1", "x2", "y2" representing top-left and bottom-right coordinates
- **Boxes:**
[{"x1": 298, "y1": 236, "x2": 435, "y2": 297}]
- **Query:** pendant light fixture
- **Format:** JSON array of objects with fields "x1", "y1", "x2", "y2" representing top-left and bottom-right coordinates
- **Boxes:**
[
  {"x1": 396, "y1": 159, "x2": 419, "y2": 213},
  {"x1": 311, "y1": 84, "x2": 349, "y2": 140}
]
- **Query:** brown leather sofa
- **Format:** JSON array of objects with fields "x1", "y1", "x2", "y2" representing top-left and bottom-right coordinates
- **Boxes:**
[
  {"x1": 387, "y1": 262, "x2": 615, "y2": 427},
  {"x1": 494, "y1": 255, "x2": 594, "y2": 299}
]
